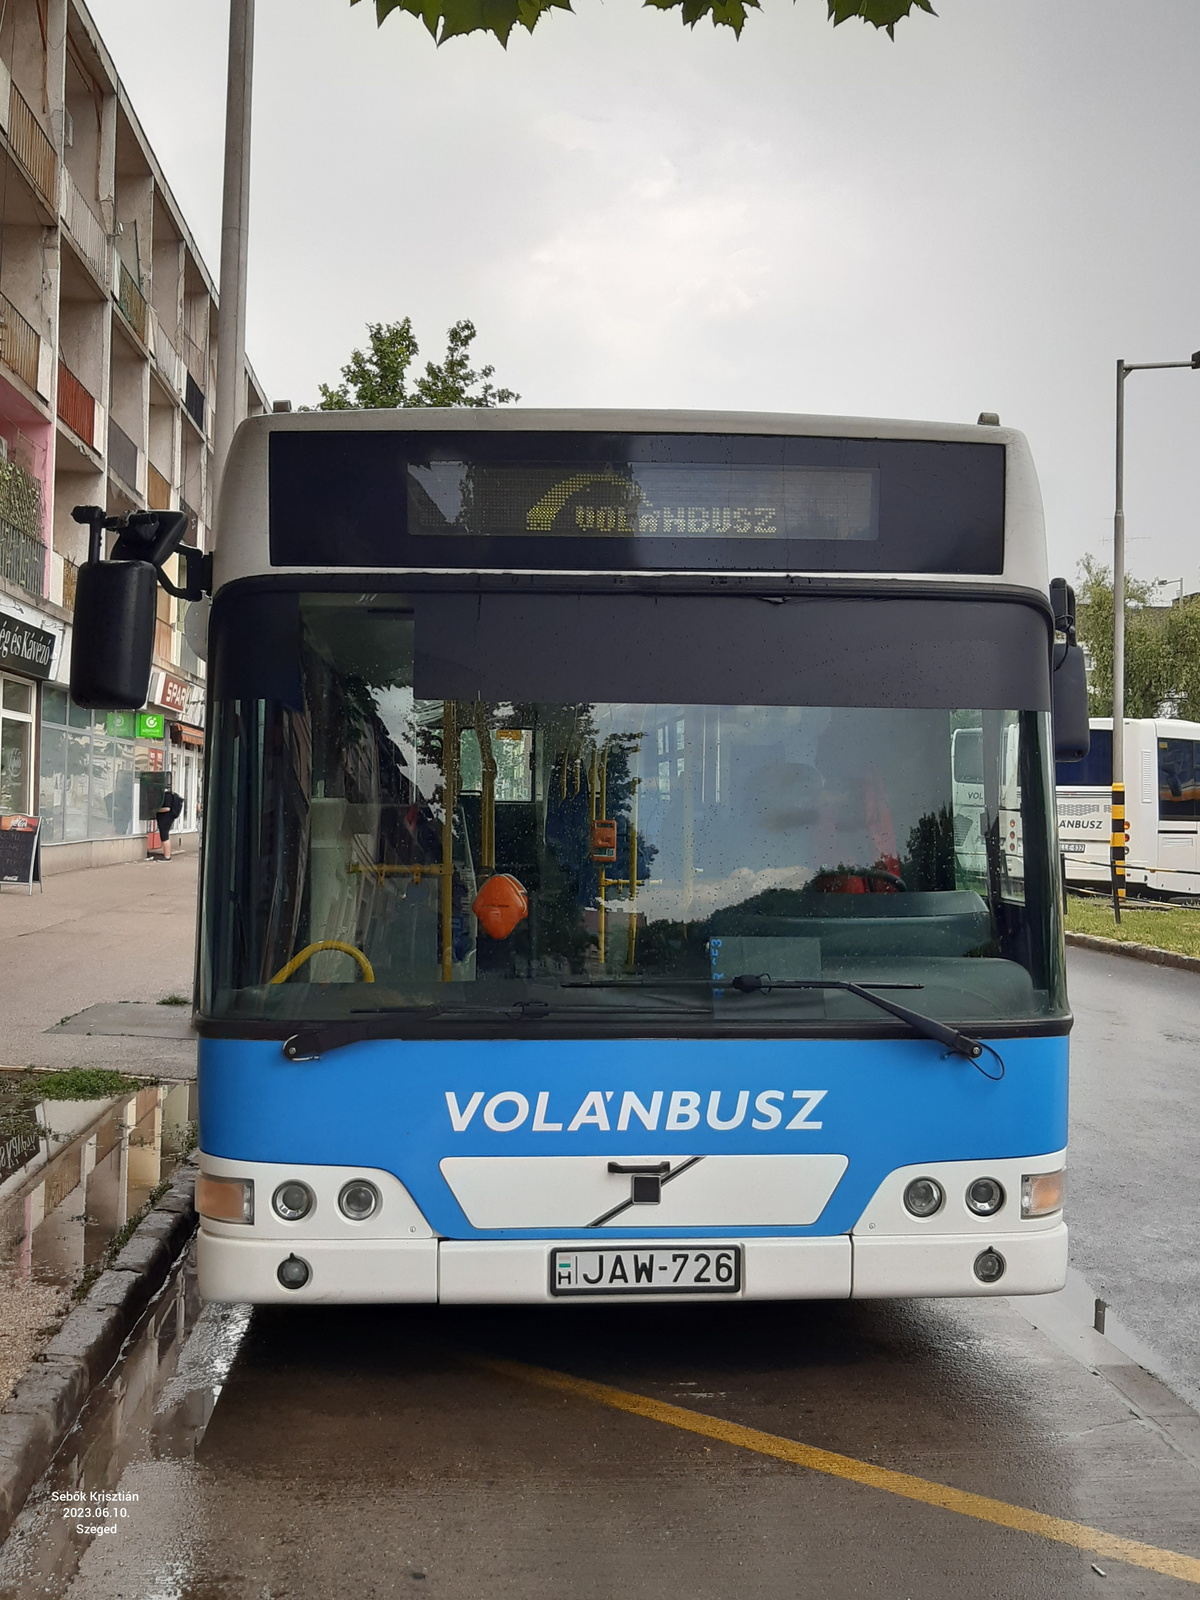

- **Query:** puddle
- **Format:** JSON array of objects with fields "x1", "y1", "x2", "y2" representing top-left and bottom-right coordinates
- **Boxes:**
[
  {"x1": 0, "y1": 1074, "x2": 198, "y2": 1401},
  {"x1": 0, "y1": 1244, "x2": 252, "y2": 1599}
]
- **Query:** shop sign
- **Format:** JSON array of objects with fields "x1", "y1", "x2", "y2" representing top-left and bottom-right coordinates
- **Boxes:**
[
  {"x1": 136, "y1": 711, "x2": 165, "y2": 739},
  {"x1": 159, "y1": 674, "x2": 189, "y2": 715},
  {"x1": 106, "y1": 710, "x2": 137, "y2": 737},
  {"x1": 0, "y1": 812, "x2": 41, "y2": 893},
  {"x1": 0, "y1": 611, "x2": 55, "y2": 679}
]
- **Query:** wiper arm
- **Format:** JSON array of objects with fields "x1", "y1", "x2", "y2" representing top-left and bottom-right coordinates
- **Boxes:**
[{"x1": 728, "y1": 975, "x2": 984, "y2": 1062}]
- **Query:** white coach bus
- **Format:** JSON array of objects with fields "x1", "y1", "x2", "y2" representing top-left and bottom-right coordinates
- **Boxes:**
[{"x1": 1057, "y1": 717, "x2": 1200, "y2": 898}]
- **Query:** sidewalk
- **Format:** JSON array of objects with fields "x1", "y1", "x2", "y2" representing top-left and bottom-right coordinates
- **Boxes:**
[{"x1": 0, "y1": 853, "x2": 198, "y2": 1080}]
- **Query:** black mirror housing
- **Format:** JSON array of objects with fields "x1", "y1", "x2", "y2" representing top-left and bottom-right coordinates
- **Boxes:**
[
  {"x1": 69, "y1": 559, "x2": 158, "y2": 709},
  {"x1": 1052, "y1": 641, "x2": 1090, "y2": 762}
]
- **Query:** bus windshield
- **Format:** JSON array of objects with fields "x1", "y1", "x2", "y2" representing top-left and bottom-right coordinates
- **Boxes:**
[{"x1": 200, "y1": 592, "x2": 1066, "y2": 1031}]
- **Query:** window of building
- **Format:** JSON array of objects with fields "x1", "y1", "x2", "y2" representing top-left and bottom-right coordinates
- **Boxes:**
[
  {"x1": 0, "y1": 672, "x2": 35, "y2": 813},
  {"x1": 39, "y1": 691, "x2": 143, "y2": 843}
]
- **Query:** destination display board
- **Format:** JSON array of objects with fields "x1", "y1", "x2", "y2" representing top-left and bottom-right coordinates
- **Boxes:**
[
  {"x1": 269, "y1": 431, "x2": 1005, "y2": 575},
  {"x1": 0, "y1": 812, "x2": 41, "y2": 892}
]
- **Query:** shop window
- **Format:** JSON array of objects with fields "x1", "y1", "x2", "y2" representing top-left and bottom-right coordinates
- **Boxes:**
[
  {"x1": 41, "y1": 684, "x2": 67, "y2": 724},
  {"x1": 37, "y1": 688, "x2": 161, "y2": 843}
]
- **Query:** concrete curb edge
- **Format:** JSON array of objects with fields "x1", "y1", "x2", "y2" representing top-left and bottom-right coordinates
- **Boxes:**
[
  {"x1": 1065, "y1": 929, "x2": 1200, "y2": 974},
  {"x1": 0, "y1": 1162, "x2": 198, "y2": 1546}
]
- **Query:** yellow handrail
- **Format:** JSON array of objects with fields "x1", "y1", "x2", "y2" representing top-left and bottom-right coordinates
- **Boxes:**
[{"x1": 269, "y1": 941, "x2": 375, "y2": 985}]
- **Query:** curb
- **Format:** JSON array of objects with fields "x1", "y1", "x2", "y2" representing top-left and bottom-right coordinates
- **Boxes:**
[
  {"x1": 1065, "y1": 930, "x2": 1200, "y2": 975},
  {"x1": 0, "y1": 1162, "x2": 198, "y2": 1546}
]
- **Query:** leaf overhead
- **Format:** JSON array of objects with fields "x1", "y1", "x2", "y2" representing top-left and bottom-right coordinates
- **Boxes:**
[{"x1": 354, "y1": 0, "x2": 933, "y2": 46}]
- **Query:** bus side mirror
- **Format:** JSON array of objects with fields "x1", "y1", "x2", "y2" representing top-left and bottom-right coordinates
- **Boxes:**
[
  {"x1": 1052, "y1": 642, "x2": 1090, "y2": 762},
  {"x1": 1049, "y1": 578, "x2": 1090, "y2": 763},
  {"x1": 70, "y1": 558, "x2": 158, "y2": 709},
  {"x1": 67, "y1": 504, "x2": 206, "y2": 711}
]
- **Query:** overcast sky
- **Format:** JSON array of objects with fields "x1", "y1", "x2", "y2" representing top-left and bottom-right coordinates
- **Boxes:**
[{"x1": 87, "y1": 0, "x2": 1200, "y2": 588}]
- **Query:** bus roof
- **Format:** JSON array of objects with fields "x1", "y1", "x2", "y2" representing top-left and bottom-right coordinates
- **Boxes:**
[{"x1": 215, "y1": 408, "x2": 1048, "y2": 594}]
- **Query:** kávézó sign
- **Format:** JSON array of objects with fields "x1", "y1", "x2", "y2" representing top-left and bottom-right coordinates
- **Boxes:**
[{"x1": 0, "y1": 612, "x2": 55, "y2": 679}]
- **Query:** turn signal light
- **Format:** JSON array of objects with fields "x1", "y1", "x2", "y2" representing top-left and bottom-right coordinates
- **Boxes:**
[
  {"x1": 1021, "y1": 1170, "x2": 1065, "y2": 1218},
  {"x1": 197, "y1": 1173, "x2": 254, "y2": 1224}
]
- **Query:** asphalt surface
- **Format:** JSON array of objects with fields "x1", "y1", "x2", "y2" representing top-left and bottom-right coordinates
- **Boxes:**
[
  {"x1": 1066, "y1": 946, "x2": 1200, "y2": 1408},
  {"x1": 3, "y1": 884, "x2": 1200, "y2": 1598}
]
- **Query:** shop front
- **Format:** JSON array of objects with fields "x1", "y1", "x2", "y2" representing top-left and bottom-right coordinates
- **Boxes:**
[{"x1": 1, "y1": 603, "x2": 58, "y2": 823}]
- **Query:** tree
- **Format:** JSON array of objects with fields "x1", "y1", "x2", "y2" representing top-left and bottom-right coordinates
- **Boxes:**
[
  {"x1": 1073, "y1": 555, "x2": 1200, "y2": 720},
  {"x1": 353, "y1": 0, "x2": 934, "y2": 50},
  {"x1": 317, "y1": 318, "x2": 519, "y2": 410}
]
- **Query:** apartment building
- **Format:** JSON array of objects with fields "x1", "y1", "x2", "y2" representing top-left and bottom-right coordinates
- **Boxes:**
[{"x1": 0, "y1": 0, "x2": 267, "y2": 876}]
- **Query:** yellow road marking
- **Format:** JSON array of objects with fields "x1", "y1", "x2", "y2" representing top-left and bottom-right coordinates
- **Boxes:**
[{"x1": 474, "y1": 1356, "x2": 1200, "y2": 1586}]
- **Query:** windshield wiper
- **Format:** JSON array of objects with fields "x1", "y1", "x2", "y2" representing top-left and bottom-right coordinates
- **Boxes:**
[
  {"x1": 282, "y1": 1000, "x2": 708, "y2": 1059},
  {"x1": 728, "y1": 975, "x2": 984, "y2": 1062}
]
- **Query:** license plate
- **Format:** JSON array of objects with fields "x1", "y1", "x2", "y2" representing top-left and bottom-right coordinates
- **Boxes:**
[
  {"x1": 1060, "y1": 842, "x2": 1088, "y2": 854},
  {"x1": 550, "y1": 1246, "x2": 741, "y2": 1297}
]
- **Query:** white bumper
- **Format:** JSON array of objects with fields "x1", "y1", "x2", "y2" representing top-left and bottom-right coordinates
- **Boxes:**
[{"x1": 198, "y1": 1152, "x2": 1067, "y2": 1305}]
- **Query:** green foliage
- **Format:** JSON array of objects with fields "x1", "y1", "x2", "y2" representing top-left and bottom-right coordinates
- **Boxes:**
[
  {"x1": 22, "y1": 1067, "x2": 154, "y2": 1101},
  {"x1": 317, "y1": 318, "x2": 518, "y2": 410},
  {"x1": 1073, "y1": 556, "x2": 1197, "y2": 720},
  {"x1": 355, "y1": 0, "x2": 933, "y2": 47},
  {"x1": 0, "y1": 456, "x2": 42, "y2": 541}
]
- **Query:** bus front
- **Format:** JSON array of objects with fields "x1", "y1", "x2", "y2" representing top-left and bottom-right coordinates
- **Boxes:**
[{"x1": 195, "y1": 412, "x2": 1070, "y2": 1305}]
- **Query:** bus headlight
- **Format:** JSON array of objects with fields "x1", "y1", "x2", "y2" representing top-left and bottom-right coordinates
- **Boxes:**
[
  {"x1": 197, "y1": 1173, "x2": 253, "y2": 1224},
  {"x1": 1022, "y1": 1170, "x2": 1065, "y2": 1218},
  {"x1": 272, "y1": 1181, "x2": 315, "y2": 1222},
  {"x1": 903, "y1": 1177, "x2": 944, "y2": 1217},
  {"x1": 965, "y1": 1177, "x2": 1005, "y2": 1216},
  {"x1": 338, "y1": 1180, "x2": 380, "y2": 1221}
]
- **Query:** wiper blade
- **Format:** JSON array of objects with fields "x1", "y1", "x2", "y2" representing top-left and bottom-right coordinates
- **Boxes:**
[
  {"x1": 282, "y1": 999, "x2": 706, "y2": 1059},
  {"x1": 728, "y1": 975, "x2": 984, "y2": 1062}
]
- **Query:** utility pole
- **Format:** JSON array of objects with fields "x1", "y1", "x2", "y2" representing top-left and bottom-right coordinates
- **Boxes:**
[
  {"x1": 1110, "y1": 351, "x2": 1200, "y2": 921},
  {"x1": 213, "y1": 0, "x2": 255, "y2": 515}
]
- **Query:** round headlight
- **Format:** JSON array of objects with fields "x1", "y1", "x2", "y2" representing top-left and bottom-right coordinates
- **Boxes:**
[
  {"x1": 338, "y1": 1179, "x2": 380, "y2": 1221},
  {"x1": 277, "y1": 1253, "x2": 311, "y2": 1290},
  {"x1": 973, "y1": 1248, "x2": 1006, "y2": 1284},
  {"x1": 903, "y1": 1177, "x2": 944, "y2": 1218},
  {"x1": 272, "y1": 1181, "x2": 314, "y2": 1222},
  {"x1": 966, "y1": 1177, "x2": 1005, "y2": 1217}
]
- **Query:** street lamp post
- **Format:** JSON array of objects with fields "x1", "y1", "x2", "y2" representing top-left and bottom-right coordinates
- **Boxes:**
[
  {"x1": 213, "y1": 0, "x2": 255, "y2": 503},
  {"x1": 1110, "y1": 351, "x2": 1200, "y2": 921}
]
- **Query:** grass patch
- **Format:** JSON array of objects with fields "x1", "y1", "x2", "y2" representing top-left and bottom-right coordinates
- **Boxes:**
[
  {"x1": 25, "y1": 1067, "x2": 156, "y2": 1101},
  {"x1": 157, "y1": 994, "x2": 190, "y2": 1007},
  {"x1": 1066, "y1": 895, "x2": 1200, "y2": 960}
]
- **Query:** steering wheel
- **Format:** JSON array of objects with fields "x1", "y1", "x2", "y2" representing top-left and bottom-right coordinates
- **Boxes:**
[{"x1": 809, "y1": 866, "x2": 908, "y2": 894}]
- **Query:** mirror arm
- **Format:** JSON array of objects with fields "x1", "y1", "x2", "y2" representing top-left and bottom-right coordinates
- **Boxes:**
[{"x1": 156, "y1": 546, "x2": 212, "y2": 601}]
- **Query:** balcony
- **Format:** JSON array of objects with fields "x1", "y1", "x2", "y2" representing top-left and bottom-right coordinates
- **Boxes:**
[
  {"x1": 152, "y1": 318, "x2": 182, "y2": 393},
  {"x1": 0, "y1": 453, "x2": 45, "y2": 599},
  {"x1": 0, "y1": 291, "x2": 40, "y2": 393},
  {"x1": 61, "y1": 170, "x2": 109, "y2": 286},
  {"x1": 148, "y1": 461, "x2": 171, "y2": 511},
  {"x1": 8, "y1": 82, "x2": 56, "y2": 211},
  {"x1": 108, "y1": 418, "x2": 138, "y2": 492},
  {"x1": 0, "y1": 520, "x2": 44, "y2": 598},
  {"x1": 115, "y1": 259, "x2": 148, "y2": 345},
  {"x1": 184, "y1": 370, "x2": 205, "y2": 433},
  {"x1": 57, "y1": 362, "x2": 96, "y2": 448}
]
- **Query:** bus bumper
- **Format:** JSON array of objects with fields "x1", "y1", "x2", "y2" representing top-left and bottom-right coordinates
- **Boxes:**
[{"x1": 196, "y1": 1223, "x2": 1067, "y2": 1305}]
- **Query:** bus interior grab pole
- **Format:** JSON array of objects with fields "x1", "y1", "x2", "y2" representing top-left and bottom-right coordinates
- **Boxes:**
[{"x1": 213, "y1": 0, "x2": 255, "y2": 508}]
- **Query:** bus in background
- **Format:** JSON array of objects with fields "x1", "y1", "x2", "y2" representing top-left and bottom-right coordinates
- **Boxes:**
[
  {"x1": 1057, "y1": 717, "x2": 1200, "y2": 899},
  {"x1": 69, "y1": 410, "x2": 1089, "y2": 1307}
]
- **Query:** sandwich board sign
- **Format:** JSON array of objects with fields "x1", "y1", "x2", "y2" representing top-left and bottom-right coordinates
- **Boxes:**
[{"x1": 0, "y1": 813, "x2": 42, "y2": 894}]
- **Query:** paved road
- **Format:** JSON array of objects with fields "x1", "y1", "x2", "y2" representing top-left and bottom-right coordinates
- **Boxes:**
[
  {"x1": 0, "y1": 855, "x2": 197, "y2": 1078},
  {"x1": 3, "y1": 1256, "x2": 1200, "y2": 1600},
  {"x1": 1066, "y1": 945, "x2": 1200, "y2": 1409}
]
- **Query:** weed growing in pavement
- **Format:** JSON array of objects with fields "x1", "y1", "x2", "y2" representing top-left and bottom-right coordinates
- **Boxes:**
[{"x1": 157, "y1": 994, "x2": 190, "y2": 1006}]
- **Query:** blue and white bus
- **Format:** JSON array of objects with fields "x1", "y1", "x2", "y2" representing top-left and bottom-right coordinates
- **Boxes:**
[{"x1": 152, "y1": 410, "x2": 1076, "y2": 1306}]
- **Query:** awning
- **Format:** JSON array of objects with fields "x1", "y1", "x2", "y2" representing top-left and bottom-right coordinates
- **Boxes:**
[{"x1": 170, "y1": 723, "x2": 205, "y2": 748}]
